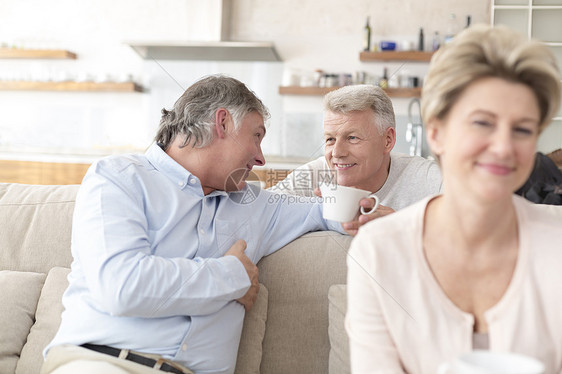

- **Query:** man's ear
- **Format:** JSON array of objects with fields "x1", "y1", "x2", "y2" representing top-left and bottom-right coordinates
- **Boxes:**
[
  {"x1": 383, "y1": 127, "x2": 396, "y2": 154},
  {"x1": 214, "y1": 108, "x2": 229, "y2": 139},
  {"x1": 426, "y1": 118, "x2": 444, "y2": 156}
]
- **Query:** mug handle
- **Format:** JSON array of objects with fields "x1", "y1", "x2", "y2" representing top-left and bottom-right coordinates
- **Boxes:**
[
  {"x1": 437, "y1": 362, "x2": 452, "y2": 374},
  {"x1": 360, "y1": 194, "x2": 380, "y2": 215}
]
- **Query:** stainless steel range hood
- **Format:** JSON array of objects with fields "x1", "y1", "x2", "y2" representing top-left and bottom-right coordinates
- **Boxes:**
[
  {"x1": 126, "y1": 0, "x2": 281, "y2": 62},
  {"x1": 128, "y1": 41, "x2": 280, "y2": 62}
]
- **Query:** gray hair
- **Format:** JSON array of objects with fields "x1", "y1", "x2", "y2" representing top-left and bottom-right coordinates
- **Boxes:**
[
  {"x1": 422, "y1": 24, "x2": 561, "y2": 133},
  {"x1": 155, "y1": 74, "x2": 270, "y2": 149},
  {"x1": 323, "y1": 84, "x2": 396, "y2": 134}
]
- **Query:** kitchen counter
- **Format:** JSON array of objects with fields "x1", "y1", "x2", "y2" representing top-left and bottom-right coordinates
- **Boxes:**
[{"x1": 0, "y1": 147, "x2": 308, "y2": 186}]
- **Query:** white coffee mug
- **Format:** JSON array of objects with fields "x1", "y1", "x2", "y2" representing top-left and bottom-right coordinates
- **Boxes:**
[
  {"x1": 319, "y1": 184, "x2": 379, "y2": 222},
  {"x1": 438, "y1": 350, "x2": 545, "y2": 374}
]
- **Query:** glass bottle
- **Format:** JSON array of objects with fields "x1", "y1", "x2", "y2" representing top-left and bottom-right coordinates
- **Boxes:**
[
  {"x1": 379, "y1": 67, "x2": 388, "y2": 89},
  {"x1": 432, "y1": 31, "x2": 441, "y2": 51},
  {"x1": 444, "y1": 13, "x2": 458, "y2": 45},
  {"x1": 363, "y1": 17, "x2": 371, "y2": 52}
]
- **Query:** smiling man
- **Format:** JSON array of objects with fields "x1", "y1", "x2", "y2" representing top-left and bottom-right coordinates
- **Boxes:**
[
  {"x1": 42, "y1": 75, "x2": 360, "y2": 374},
  {"x1": 272, "y1": 84, "x2": 442, "y2": 218}
]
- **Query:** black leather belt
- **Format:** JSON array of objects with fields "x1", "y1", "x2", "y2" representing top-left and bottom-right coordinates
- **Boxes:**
[{"x1": 81, "y1": 343, "x2": 186, "y2": 374}]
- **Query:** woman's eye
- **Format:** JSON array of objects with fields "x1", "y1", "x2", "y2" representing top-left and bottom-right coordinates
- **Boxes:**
[
  {"x1": 514, "y1": 127, "x2": 534, "y2": 136},
  {"x1": 474, "y1": 120, "x2": 492, "y2": 127}
]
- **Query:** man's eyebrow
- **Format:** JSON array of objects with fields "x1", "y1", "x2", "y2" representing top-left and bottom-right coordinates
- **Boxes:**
[{"x1": 324, "y1": 128, "x2": 358, "y2": 137}]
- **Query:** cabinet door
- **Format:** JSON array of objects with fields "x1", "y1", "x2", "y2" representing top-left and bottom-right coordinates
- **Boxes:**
[
  {"x1": 493, "y1": 9, "x2": 529, "y2": 35},
  {"x1": 492, "y1": 0, "x2": 562, "y2": 153}
]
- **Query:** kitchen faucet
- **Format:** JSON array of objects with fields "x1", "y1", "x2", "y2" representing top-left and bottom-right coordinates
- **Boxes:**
[{"x1": 405, "y1": 98, "x2": 423, "y2": 157}]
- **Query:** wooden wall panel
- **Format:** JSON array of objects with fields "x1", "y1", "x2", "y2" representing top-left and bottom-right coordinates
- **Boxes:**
[
  {"x1": 0, "y1": 160, "x2": 90, "y2": 185},
  {"x1": 0, "y1": 160, "x2": 291, "y2": 188}
]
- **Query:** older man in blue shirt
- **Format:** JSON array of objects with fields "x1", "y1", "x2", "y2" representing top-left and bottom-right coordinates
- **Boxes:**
[{"x1": 42, "y1": 75, "x2": 372, "y2": 374}]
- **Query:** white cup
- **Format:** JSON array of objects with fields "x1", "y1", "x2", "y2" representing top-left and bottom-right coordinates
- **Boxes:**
[
  {"x1": 319, "y1": 184, "x2": 379, "y2": 222},
  {"x1": 438, "y1": 350, "x2": 545, "y2": 374}
]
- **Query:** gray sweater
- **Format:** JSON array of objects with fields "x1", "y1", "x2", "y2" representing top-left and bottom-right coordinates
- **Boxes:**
[{"x1": 269, "y1": 153, "x2": 442, "y2": 211}]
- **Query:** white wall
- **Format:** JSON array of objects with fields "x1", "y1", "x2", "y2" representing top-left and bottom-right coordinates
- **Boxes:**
[{"x1": 10, "y1": 0, "x2": 561, "y2": 165}]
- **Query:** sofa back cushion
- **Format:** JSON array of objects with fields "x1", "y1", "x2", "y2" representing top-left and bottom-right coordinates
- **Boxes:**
[
  {"x1": 0, "y1": 183, "x2": 78, "y2": 272},
  {"x1": 257, "y1": 231, "x2": 351, "y2": 374},
  {"x1": 0, "y1": 270, "x2": 46, "y2": 373}
]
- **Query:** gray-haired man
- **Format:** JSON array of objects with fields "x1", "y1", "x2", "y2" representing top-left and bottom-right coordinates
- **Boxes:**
[{"x1": 271, "y1": 85, "x2": 442, "y2": 233}]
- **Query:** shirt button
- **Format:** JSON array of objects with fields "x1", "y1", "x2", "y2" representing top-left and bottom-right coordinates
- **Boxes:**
[
  {"x1": 178, "y1": 181, "x2": 184, "y2": 187},
  {"x1": 199, "y1": 229, "x2": 205, "y2": 235},
  {"x1": 189, "y1": 178, "x2": 196, "y2": 184},
  {"x1": 182, "y1": 344, "x2": 187, "y2": 351}
]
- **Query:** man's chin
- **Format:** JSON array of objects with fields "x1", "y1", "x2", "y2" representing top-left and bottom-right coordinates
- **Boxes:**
[
  {"x1": 224, "y1": 168, "x2": 252, "y2": 191},
  {"x1": 226, "y1": 181, "x2": 247, "y2": 192}
]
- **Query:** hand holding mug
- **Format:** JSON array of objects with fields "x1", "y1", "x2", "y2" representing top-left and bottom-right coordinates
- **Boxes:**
[{"x1": 319, "y1": 184, "x2": 379, "y2": 222}]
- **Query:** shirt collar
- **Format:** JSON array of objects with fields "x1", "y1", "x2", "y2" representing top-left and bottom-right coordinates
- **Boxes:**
[{"x1": 145, "y1": 142, "x2": 200, "y2": 191}]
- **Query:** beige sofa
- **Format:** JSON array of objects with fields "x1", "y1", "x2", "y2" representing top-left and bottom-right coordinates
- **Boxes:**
[{"x1": 0, "y1": 182, "x2": 352, "y2": 374}]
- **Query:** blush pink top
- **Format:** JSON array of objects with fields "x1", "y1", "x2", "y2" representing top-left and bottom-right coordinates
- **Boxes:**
[{"x1": 346, "y1": 195, "x2": 562, "y2": 374}]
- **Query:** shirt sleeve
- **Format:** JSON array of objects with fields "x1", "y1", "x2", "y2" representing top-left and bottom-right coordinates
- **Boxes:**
[
  {"x1": 72, "y1": 163, "x2": 250, "y2": 318},
  {"x1": 268, "y1": 157, "x2": 330, "y2": 197},
  {"x1": 246, "y1": 188, "x2": 345, "y2": 260},
  {"x1": 426, "y1": 160, "x2": 443, "y2": 194},
  {"x1": 345, "y1": 231, "x2": 406, "y2": 374}
]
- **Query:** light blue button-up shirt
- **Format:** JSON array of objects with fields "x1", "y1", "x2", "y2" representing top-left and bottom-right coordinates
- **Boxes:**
[{"x1": 46, "y1": 143, "x2": 343, "y2": 373}]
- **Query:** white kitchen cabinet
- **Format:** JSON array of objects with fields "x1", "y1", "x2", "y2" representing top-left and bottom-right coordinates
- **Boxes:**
[{"x1": 492, "y1": 0, "x2": 562, "y2": 152}]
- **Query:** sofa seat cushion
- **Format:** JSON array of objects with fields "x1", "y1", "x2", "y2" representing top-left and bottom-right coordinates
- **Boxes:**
[
  {"x1": 0, "y1": 270, "x2": 46, "y2": 373},
  {"x1": 17, "y1": 267, "x2": 70, "y2": 374}
]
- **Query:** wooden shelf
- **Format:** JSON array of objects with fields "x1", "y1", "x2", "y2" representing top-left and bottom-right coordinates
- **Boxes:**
[
  {"x1": 0, "y1": 81, "x2": 143, "y2": 92},
  {"x1": 359, "y1": 51, "x2": 434, "y2": 62},
  {"x1": 384, "y1": 87, "x2": 423, "y2": 98},
  {"x1": 0, "y1": 48, "x2": 77, "y2": 59},
  {"x1": 279, "y1": 86, "x2": 422, "y2": 98},
  {"x1": 279, "y1": 86, "x2": 340, "y2": 95}
]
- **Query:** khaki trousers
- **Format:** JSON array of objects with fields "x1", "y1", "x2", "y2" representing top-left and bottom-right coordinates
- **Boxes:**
[{"x1": 41, "y1": 345, "x2": 194, "y2": 374}]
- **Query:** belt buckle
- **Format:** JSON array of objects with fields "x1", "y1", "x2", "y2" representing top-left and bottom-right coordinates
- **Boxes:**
[{"x1": 154, "y1": 357, "x2": 188, "y2": 373}]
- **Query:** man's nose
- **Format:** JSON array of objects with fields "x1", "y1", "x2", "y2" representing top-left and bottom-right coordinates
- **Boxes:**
[
  {"x1": 254, "y1": 146, "x2": 265, "y2": 166},
  {"x1": 332, "y1": 139, "x2": 348, "y2": 158}
]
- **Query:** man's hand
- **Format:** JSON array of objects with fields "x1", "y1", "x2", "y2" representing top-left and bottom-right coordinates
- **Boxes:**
[
  {"x1": 341, "y1": 198, "x2": 395, "y2": 236},
  {"x1": 225, "y1": 239, "x2": 259, "y2": 311}
]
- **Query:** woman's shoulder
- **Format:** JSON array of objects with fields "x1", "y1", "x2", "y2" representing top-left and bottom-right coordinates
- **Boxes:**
[
  {"x1": 514, "y1": 195, "x2": 562, "y2": 228},
  {"x1": 359, "y1": 196, "x2": 431, "y2": 235},
  {"x1": 514, "y1": 196, "x2": 562, "y2": 264}
]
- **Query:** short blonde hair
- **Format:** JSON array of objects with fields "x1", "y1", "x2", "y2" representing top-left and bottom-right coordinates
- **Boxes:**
[{"x1": 421, "y1": 24, "x2": 561, "y2": 133}]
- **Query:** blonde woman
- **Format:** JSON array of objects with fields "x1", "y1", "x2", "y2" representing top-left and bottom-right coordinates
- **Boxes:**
[{"x1": 345, "y1": 25, "x2": 562, "y2": 374}]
